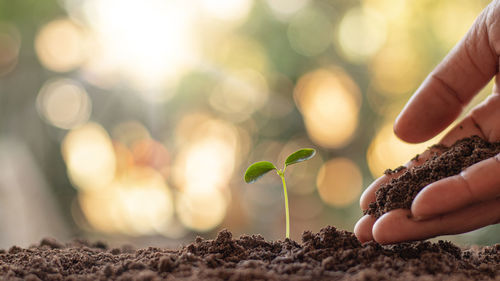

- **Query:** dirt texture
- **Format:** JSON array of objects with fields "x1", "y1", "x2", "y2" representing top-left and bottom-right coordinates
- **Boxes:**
[
  {"x1": 0, "y1": 227, "x2": 498, "y2": 281},
  {"x1": 365, "y1": 135, "x2": 500, "y2": 218}
]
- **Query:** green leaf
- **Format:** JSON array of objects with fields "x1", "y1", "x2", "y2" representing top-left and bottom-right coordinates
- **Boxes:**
[
  {"x1": 244, "y1": 161, "x2": 277, "y2": 183},
  {"x1": 285, "y1": 148, "x2": 316, "y2": 167}
]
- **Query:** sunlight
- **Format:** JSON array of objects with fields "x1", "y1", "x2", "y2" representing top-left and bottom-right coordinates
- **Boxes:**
[
  {"x1": 36, "y1": 78, "x2": 91, "y2": 130},
  {"x1": 82, "y1": 0, "x2": 198, "y2": 95},
  {"x1": 294, "y1": 68, "x2": 361, "y2": 149},
  {"x1": 62, "y1": 122, "x2": 116, "y2": 191}
]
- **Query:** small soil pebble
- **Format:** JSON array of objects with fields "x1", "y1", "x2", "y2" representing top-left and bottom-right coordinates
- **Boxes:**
[
  {"x1": 365, "y1": 136, "x2": 500, "y2": 218},
  {"x1": 0, "y1": 227, "x2": 499, "y2": 280}
]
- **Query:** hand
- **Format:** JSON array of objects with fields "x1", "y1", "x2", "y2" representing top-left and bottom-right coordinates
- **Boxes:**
[{"x1": 355, "y1": 0, "x2": 500, "y2": 244}]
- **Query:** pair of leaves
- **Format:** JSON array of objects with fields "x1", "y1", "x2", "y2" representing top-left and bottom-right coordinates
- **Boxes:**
[{"x1": 244, "y1": 148, "x2": 316, "y2": 183}]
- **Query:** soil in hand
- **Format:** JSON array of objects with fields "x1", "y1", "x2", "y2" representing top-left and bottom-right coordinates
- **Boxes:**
[
  {"x1": 0, "y1": 227, "x2": 499, "y2": 281},
  {"x1": 365, "y1": 135, "x2": 500, "y2": 218}
]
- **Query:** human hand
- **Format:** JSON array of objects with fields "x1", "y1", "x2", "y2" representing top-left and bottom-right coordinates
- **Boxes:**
[{"x1": 355, "y1": 0, "x2": 500, "y2": 244}]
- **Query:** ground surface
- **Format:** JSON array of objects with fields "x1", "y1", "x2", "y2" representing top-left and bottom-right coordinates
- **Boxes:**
[
  {"x1": 1, "y1": 135, "x2": 499, "y2": 280},
  {"x1": 0, "y1": 227, "x2": 499, "y2": 281}
]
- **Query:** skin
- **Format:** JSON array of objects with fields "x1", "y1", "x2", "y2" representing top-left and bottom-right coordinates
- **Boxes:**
[{"x1": 354, "y1": 0, "x2": 500, "y2": 244}]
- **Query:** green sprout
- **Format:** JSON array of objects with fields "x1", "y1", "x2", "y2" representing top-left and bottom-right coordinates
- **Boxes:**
[{"x1": 244, "y1": 148, "x2": 316, "y2": 239}]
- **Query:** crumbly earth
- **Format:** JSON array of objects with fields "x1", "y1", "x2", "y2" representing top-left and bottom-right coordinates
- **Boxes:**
[
  {"x1": 365, "y1": 135, "x2": 500, "y2": 218},
  {"x1": 0, "y1": 227, "x2": 499, "y2": 281}
]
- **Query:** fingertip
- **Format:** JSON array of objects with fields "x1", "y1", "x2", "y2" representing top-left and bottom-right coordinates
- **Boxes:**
[
  {"x1": 354, "y1": 215, "x2": 376, "y2": 243},
  {"x1": 359, "y1": 176, "x2": 388, "y2": 210},
  {"x1": 373, "y1": 209, "x2": 413, "y2": 244},
  {"x1": 394, "y1": 113, "x2": 431, "y2": 144}
]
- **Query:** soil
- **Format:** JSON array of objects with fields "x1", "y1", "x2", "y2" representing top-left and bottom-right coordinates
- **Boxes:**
[
  {"x1": 0, "y1": 227, "x2": 498, "y2": 281},
  {"x1": 365, "y1": 135, "x2": 500, "y2": 218},
  {"x1": 1, "y1": 135, "x2": 499, "y2": 280}
]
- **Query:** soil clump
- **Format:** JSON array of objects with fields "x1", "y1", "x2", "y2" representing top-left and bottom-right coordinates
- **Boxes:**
[
  {"x1": 0, "y1": 227, "x2": 499, "y2": 280},
  {"x1": 365, "y1": 135, "x2": 500, "y2": 218}
]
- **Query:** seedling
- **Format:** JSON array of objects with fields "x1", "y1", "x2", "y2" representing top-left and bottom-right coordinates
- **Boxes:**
[{"x1": 244, "y1": 148, "x2": 316, "y2": 239}]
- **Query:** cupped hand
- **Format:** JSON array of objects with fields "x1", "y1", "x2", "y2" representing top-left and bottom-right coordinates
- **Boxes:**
[{"x1": 355, "y1": 0, "x2": 500, "y2": 244}]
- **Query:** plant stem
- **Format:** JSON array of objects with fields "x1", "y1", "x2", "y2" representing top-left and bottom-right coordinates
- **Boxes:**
[{"x1": 278, "y1": 170, "x2": 290, "y2": 239}]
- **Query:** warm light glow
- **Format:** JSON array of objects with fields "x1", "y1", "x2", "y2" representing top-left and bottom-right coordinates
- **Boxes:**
[
  {"x1": 287, "y1": 8, "x2": 334, "y2": 56},
  {"x1": 35, "y1": 18, "x2": 87, "y2": 72},
  {"x1": 430, "y1": 0, "x2": 484, "y2": 49},
  {"x1": 82, "y1": 0, "x2": 198, "y2": 95},
  {"x1": 116, "y1": 167, "x2": 174, "y2": 235},
  {"x1": 174, "y1": 119, "x2": 238, "y2": 192},
  {"x1": 198, "y1": 0, "x2": 253, "y2": 21},
  {"x1": 316, "y1": 158, "x2": 362, "y2": 207},
  {"x1": 111, "y1": 121, "x2": 151, "y2": 148},
  {"x1": 172, "y1": 117, "x2": 238, "y2": 232},
  {"x1": 362, "y1": 0, "x2": 407, "y2": 21},
  {"x1": 36, "y1": 78, "x2": 92, "y2": 129},
  {"x1": 78, "y1": 168, "x2": 174, "y2": 235},
  {"x1": 176, "y1": 187, "x2": 228, "y2": 232},
  {"x1": 131, "y1": 139, "x2": 170, "y2": 179},
  {"x1": 370, "y1": 39, "x2": 423, "y2": 97},
  {"x1": 62, "y1": 123, "x2": 116, "y2": 190},
  {"x1": 209, "y1": 69, "x2": 269, "y2": 122},
  {"x1": 294, "y1": 68, "x2": 361, "y2": 149},
  {"x1": 0, "y1": 23, "x2": 21, "y2": 76},
  {"x1": 215, "y1": 36, "x2": 269, "y2": 73},
  {"x1": 337, "y1": 6, "x2": 387, "y2": 63},
  {"x1": 366, "y1": 122, "x2": 440, "y2": 177},
  {"x1": 78, "y1": 186, "x2": 124, "y2": 233},
  {"x1": 266, "y1": 0, "x2": 311, "y2": 17}
]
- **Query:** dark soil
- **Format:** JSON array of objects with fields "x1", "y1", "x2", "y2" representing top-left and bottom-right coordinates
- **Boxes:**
[
  {"x1": 0, "y1": 227, "x2": 498, "y2": 281},
  {"x1": 2, "y1": 135, "x2": 499, "y2": 280},
  {"x1": 365, "y1": 135, "x2": 500, "y2": 218}
]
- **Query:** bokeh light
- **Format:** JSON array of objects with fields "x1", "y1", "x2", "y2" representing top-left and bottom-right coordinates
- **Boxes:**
[
  {"x1": 214, "y1": 36, "x2": 269, "y2": 74},
  {"x1": 82, "y1": 0, "x2": 198, "y2": 93},
  {"x1": 198, "y1": 0, "x2": 253, "y2": 22},
  {"x1": 35, "y1": 18, "x2": 88, "y2": 72},
  {"x1": 173, "y1": 118, "x2": 239, "y2": 191},
  {"x1": 337, "y1": 6, "x2": 387, "y2": 63},
  {"x1": 209, "y1": 69, "x2": 269, "y2": 122},
  {"x1": 366, "y1": 122, "x2": 441, "y2": 177},
  {"x1": 316, "y1": 158, "x2": 362, "y2": 207},
  {"x1": 78, "y1": 168, "x2": 174, "y2": 236},
  {"x1": 36, "y1": 78, "x2": 92, "y2": 129},
  {"x1": 287, "y1": 7, "x2": 334, "y2": 57},
  {"x1": 294, "y1": 68, "x2": 361, "y2": 149},
  {"x1": 62, "y1": 122, "x2": 116, "y2": 191},
  {"x1": 430, "y1": 0, "x2": 485, "y2": 50},
  {"x1": 0, "y1": 23, "x2": 21, "y2": 76},
  {"x1": 131, "y1": 139, "x2": 170, "y2": 179},
  {"x1": 369, "y1": 38, "x2": 423, "y2": 97},
  {"x1": 115, "y1": 167, "x2": 174, "y2": 235},
  {"x1": 266, "y1": 0, "x2": 311, "y2": 18},
  {"x1": 3, "y1": 0, "x2": 497, "y2": 245},
  {"x1": 176, "y1": 187, "x2": 228, "y2": 232},
  {"x1": 362, "y1": 0, "x2": 407, "y2": 21}
]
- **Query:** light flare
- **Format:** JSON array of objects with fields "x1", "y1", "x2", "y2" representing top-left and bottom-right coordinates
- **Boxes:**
[{"x1": 62, "y1": 123, "x2": 116, "y2": 190}]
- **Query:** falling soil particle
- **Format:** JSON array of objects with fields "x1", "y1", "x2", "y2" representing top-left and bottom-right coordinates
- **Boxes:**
[
  {"x1": 0, "y1": 228, "x2": 499, "y2": 281},
  {"x1": 365, "y1": 135, "x2": 500, "y2": 218}
]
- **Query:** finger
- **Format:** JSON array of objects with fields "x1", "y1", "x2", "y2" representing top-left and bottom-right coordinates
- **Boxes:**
[
  {"x1": 354, "y1": 215, "x2": 376, "y2": 243},
  {"x1": 373, "y1": 198, "x2": 500, "y2": 244},
  {"x1": 412, "y1": 153, "x2": 500, "y2": 218},
  {"x1": 359, "y1": 148, "x2": 440, "y2": 210},
  {"x1": 394, "y1": 4, "x2": 498, "y2": 143}
]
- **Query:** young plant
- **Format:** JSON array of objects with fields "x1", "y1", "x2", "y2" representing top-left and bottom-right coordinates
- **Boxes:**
[{"x1": 244, "y1": 148, "x2": 316, "y2": 239}]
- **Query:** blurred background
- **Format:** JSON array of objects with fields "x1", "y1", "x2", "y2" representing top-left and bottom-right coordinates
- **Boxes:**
[{"x1": 0, "y1": 0, "x2": 498, "y2": 248}]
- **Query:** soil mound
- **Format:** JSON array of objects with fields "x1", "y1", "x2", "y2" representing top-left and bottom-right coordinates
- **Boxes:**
[
  {"x1": 365, "y1": 136, "x2": 500, "y2": 218},
  {"x1": 0, "y1": 227, "x2": 499, "y2": 280}
]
